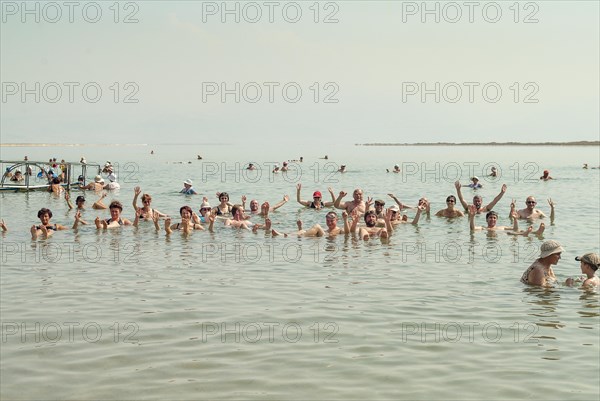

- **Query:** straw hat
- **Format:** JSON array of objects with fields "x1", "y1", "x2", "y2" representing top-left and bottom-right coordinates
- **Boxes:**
[{"x1": 539, "y1": 240, "x2": 564, "y2": 258}]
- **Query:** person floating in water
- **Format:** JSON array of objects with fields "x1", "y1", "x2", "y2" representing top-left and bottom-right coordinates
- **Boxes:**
[{"x1": 540, "y1": 170, "x2": 553, "y2": 180}]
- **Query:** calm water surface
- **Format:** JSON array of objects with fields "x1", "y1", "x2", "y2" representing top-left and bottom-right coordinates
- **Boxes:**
[{"x1": 1, "y1": 145, "x2": 599, "y2": 400}]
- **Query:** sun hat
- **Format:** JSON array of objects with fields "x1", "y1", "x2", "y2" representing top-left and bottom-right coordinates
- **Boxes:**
[
  {"x1": 389, "y1": 205, "x2": 400, "y2": 212},
  {"x1": 539, "y1": 240, "x2": 564, "y2": 258},
  {"x1": 94, "y1": 175, "x2": 104, "y2": 183},
  {"x1": 184, "y1": 179, "x2": 193, "y2": 186},
  {"x1": 313, "y1": 191, "x2": 322, "y2": 198},
  {"x1": 471, "y1": 176, "x2": 479, "y2": 181},
  {"x1": 200, "y1": 201, "x2": 211, "y2": 209},
  {"x1": 575, "y1": 253, "x2": 600, "y2": 267},
  {"x1": 375, "y1": 199, "x2": 385, "y2": 206}
]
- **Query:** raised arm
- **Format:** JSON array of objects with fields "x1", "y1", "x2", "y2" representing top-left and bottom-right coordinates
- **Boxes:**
[
  {"x1": 65, "y1": 191, "x2": 74, "y2": 210},
  {"x1": 387, "y1": 193, "x2": 405, "y2": 209},
  {"x1": 296, "y1": 183, "x2": 309, "y2": 206},
  {"x1": 241, "y1": 195, "x2": 247, "y2": 211},
  {"x1": 164, "y1": 217, "x2": 173, "y2": 235},
  {"x1": 384, "y1": 209, "x2": 394, "y2": 237},
  {"x1": 455, "y1": 181, "x2": 468, "y2": 211},
  {"x1": 411, "y1": 206, "x2": 424, "y2": 225},
  {"x1": 548, "y1": 198, "x2": 555, "y2": 223},
  {"x1": 270, "y1": 195, "x2": 289, "y2": 211},
  {"x1": 468, "y1": 205, "x2": 477, "y2": 232},
  {"x1": 342, "y1": 211, "x2": 350, "y2": 234},
  {"x1": 333, "y1": 191, "x2": 347, "y2": 210},
  {"x1": 364, "y1": 197, "x2": 373, "y2": 213},
  {"x1": 323, "y1": 187, "x2": 336, "y2": 207},
  {"x1": 0, "y1": 219, "x2": 7, "y2": 232},
  {"x1": 132, "y1": 186, "x2": 141, "y2": 210},
  {"x1": 92, "y1": 192, "x2": 108, "y2": 210},
  {"x1": 485, "y1": 184, "x2": 507, "y2": 211}
]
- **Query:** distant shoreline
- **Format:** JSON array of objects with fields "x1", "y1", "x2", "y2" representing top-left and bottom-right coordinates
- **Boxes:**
[
  {"x1": 357, "y1": 141, "x2": 599, "y2": 146},
  {"x1": 0, "y1": 143, "x2": 148, "y2": 147}
]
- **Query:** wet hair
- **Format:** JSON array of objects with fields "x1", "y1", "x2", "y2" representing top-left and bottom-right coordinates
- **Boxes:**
[
  {"x1": 473, "y1": 195, "x2": 483, "y2": 201},
  {"x1": 446, "y1": 195, "x2": 457, "y2": 202},
  {"x1": 76, "y1": 196, "x2": 85, "y2": 203},
  {"x1": 326, "y1": 212, "x2": 338, "y2": 219},
  {"x1": 37, "y1": 208, "x2": 53, "y2": 218},
  {"x1": 179, "y1": 206, "x2": 193, "y2": 216},
  {"x1": 219, "y1": 192, "x2": 229, "y2": 200},
  {"x1": 141, "y1": 194, "x2": 152, "y2": 202},
  {"x1": 486, "y1": 211, "x2": 498, "y2": 219},
  {"x1": 109, "y1": 201, "x2": 123, "y2": 211}
]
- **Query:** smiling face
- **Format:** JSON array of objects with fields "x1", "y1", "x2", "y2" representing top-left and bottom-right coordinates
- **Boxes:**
[
  {"x1": 364, "y1": 212, "x2": 377, "y2": 227},
  {"x1": 473, "y1": 196, "x2": 482, "y2": 209},
  {"x1": 39, "y1": 213, "x2": 51, "y2": 225},
  {"x1": 250, "y1": 200, "x2": 259, "y2": 212},
  {"x1": 353, "y1": 189, "x2": 363, "y2": 202},
  {"x1": 486, "y1": 213, "x2": 498, "y2": 227},
  {"x1": 110, "y1": 207, "x2": 121, "y2": 220},
  {"x1": 325, "y1": 213, "x2": 337, "y2": 230},
  {"x1": 525, "y1": 197, "x2": 537, "y2": 210}
]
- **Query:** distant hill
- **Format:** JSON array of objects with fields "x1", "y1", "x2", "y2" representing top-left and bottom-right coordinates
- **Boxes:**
[{"x1": 357, "y1": 141, "x2": 599, "y2": 146}]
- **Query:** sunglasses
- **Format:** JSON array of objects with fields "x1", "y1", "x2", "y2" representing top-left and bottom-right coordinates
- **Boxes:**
[
  {"x1": 446, "y1": 199, "x2": 455, "y2": 203},
  {"x1": 200, "y1": 208, "x2": 211, "y2": 212},
  {"x1": 143, "y1": 200, "x2": 151, "y2": 204},
  {"x1": 526, "y1": 201, "x2": 536, "y2": 204}
]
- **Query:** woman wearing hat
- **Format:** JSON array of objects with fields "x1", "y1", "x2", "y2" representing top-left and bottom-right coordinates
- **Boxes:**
[
  {"x1": 520, "y1": 240, "x2": 564, "y2": 286},
  {"x1": 566, "y1": 253, "x2": 600, "y2": 287},
  {"x1": 81, "y1": 175, "x2": 105, "y2": 191}
]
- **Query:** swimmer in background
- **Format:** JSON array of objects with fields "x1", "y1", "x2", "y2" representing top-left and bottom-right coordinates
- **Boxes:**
[
  {"x1": 386, "y1": 164, "x2": 401, "y2": 173},
  {"x1": 66, "y1": 192, "x2": 108, "y2": 210},
  {"x1": 566, "y1": 253, "x2": 600, "y2": 287},
  {"x1": 180, "y1": 179, "x2": 198, "y2": 195},
  {"x1": 540, "y1": 170, "x2": 553, "y2": 180},
  {"x1": 338, "y1": 164, "x2": 347, "y2": 173},
  {"x1": 459, "y1": 176, "x2": 483, "y2": 189},
  {"x1": 489, "y1": 166, "x2": 498, "y2": 177}
]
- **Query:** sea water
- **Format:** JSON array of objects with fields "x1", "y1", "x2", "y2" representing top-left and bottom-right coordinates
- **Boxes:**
[{"x1": 1, "y1": 144, "x2": 599, "y2": 400}]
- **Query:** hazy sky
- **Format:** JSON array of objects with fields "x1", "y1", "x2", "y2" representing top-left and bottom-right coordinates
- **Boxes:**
[{"x1": 1, "y1": 1, "x2": 599, "y2": 145}]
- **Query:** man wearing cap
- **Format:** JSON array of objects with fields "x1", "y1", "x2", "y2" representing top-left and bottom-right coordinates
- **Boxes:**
[
  {"x1": 520, "y1": 240, "x2": 564, "y2": 286},
  {"x1": 180, "y1": 179, "x2": 198, "y2": 195},
  {"x1": 566, "y1": 253, "x2": 600, "y2": 287},
  {"x1": 296, "y1": 183, "x2": 335, "y2": 209},
  {"x1": 455, "y1": 181, "x2": 507, "y2": 215}
]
